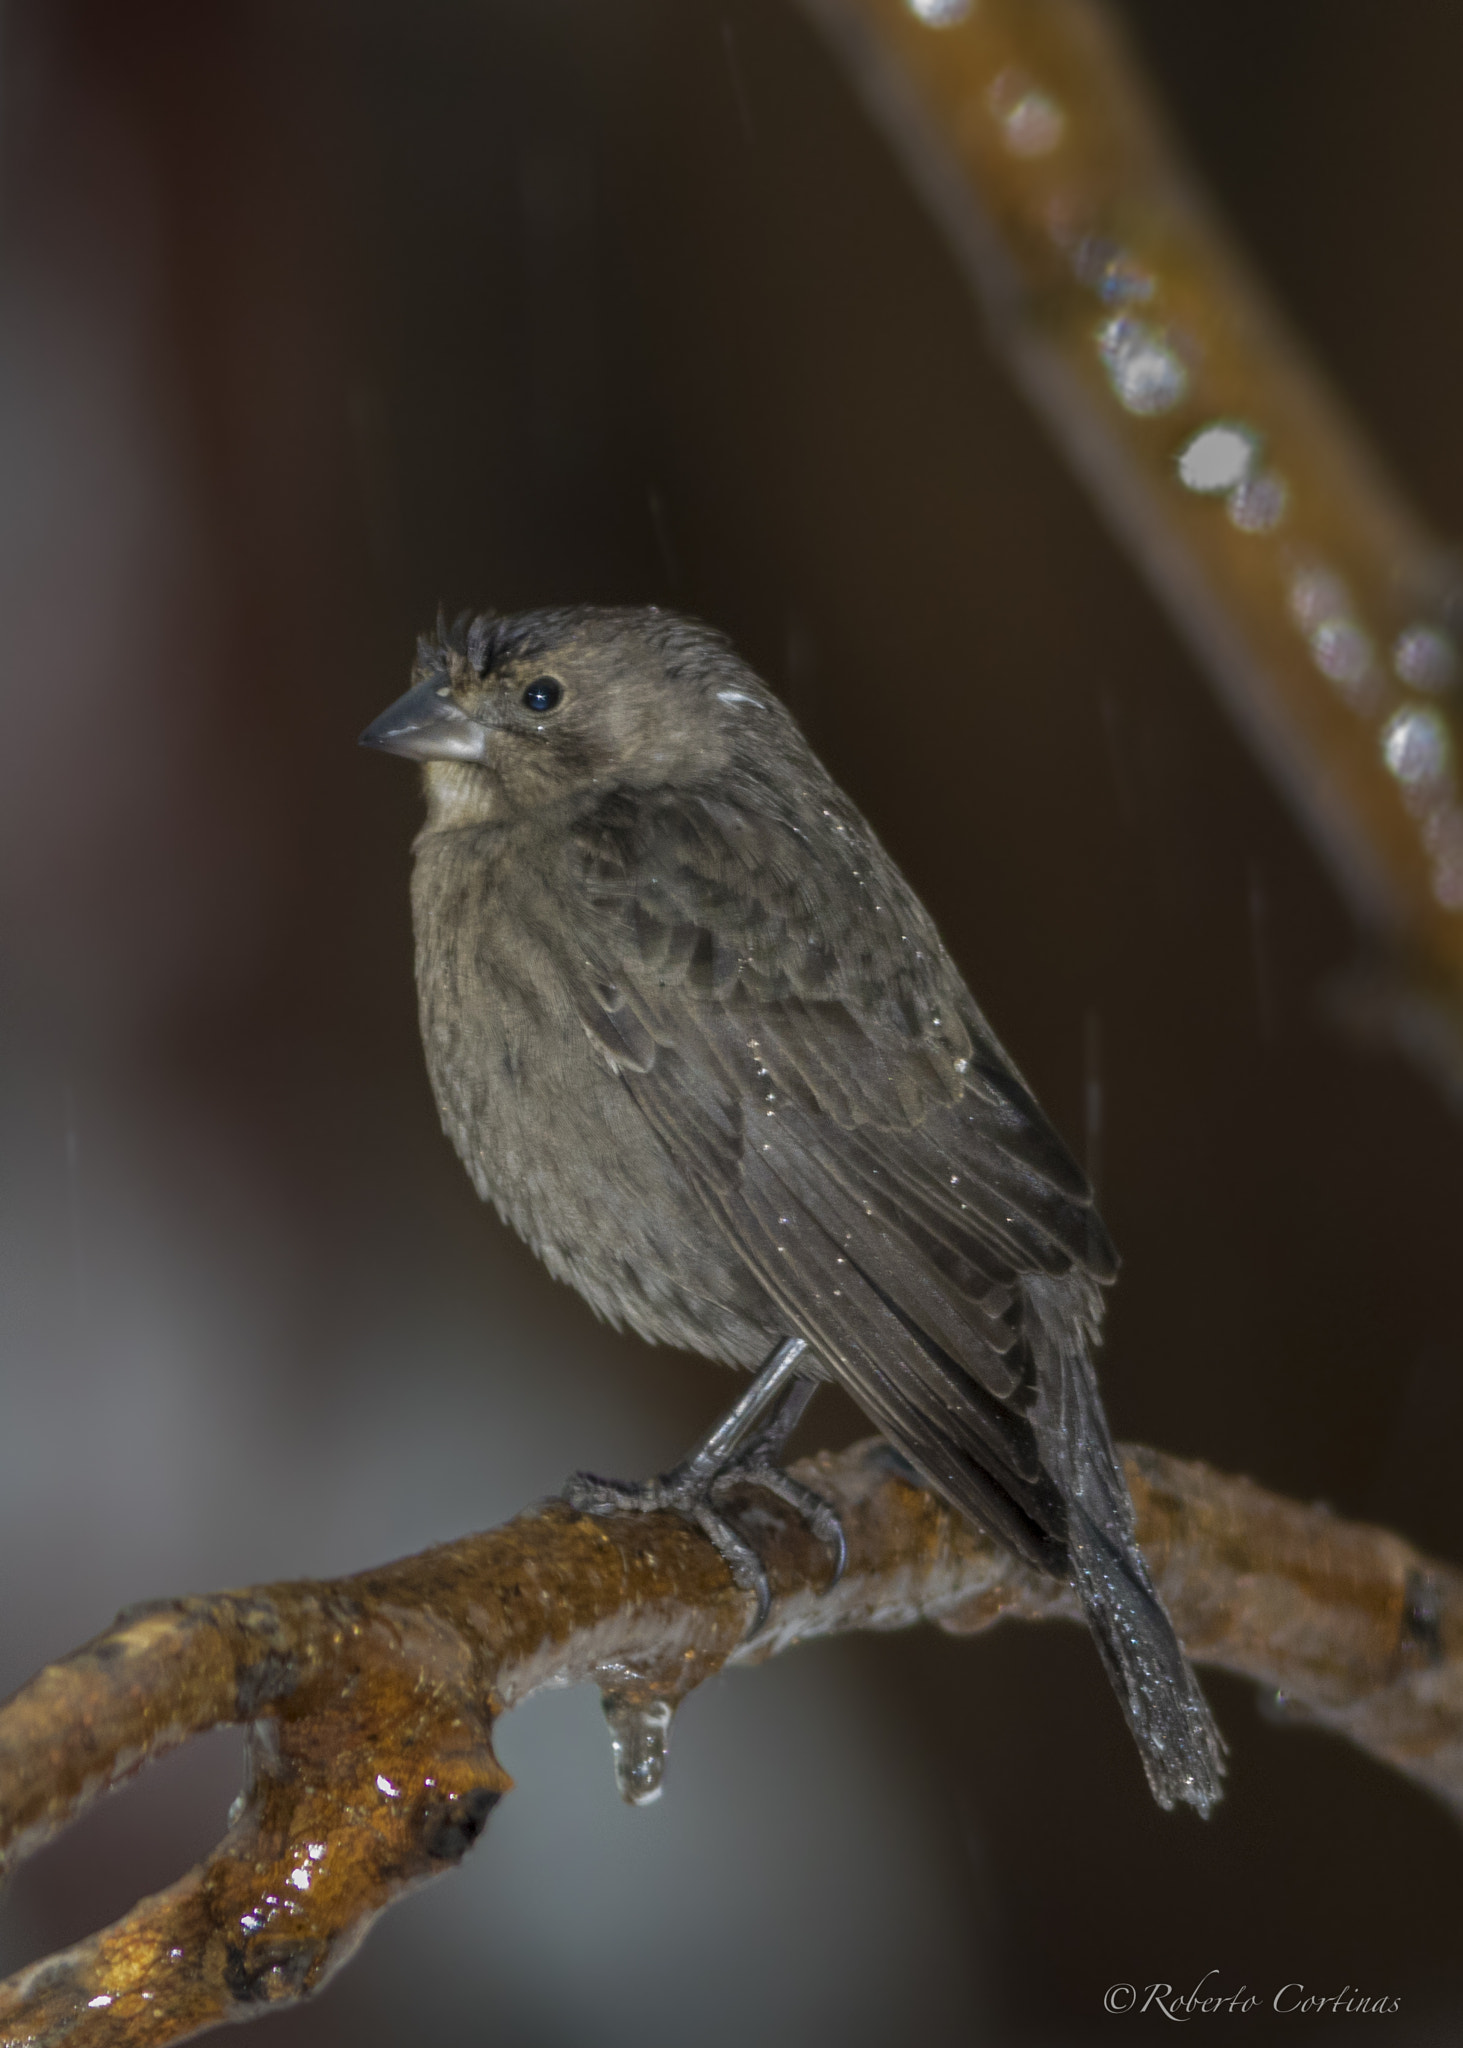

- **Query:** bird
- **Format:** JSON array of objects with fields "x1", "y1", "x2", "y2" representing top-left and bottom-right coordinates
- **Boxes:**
[{"x1": 362, "y1": 601, "x2": 1225, "y2": 1815}]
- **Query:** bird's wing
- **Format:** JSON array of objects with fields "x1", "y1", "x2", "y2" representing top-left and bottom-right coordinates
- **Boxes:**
[{"x1": 558, "y1": 784, "x2": 1116, "y2": 1568}]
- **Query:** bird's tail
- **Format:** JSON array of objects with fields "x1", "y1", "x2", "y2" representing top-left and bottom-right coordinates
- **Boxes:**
[
  {"x1": 1024, "y1": 1274, "x2": 1226, "y2": 1816},
  {"x1": 1064, "y1": 1498, "x2": 1226, "y2": 1815}
]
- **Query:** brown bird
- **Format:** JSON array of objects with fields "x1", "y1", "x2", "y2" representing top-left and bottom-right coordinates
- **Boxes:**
[{"x1": 362, "y1": 603, "x2": 1224, "y2": 1814}]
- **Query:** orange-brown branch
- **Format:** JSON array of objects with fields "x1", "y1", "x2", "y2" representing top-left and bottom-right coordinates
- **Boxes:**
[
  {"x1": 1, "y1": 1441, "x2": 1460, "y2": 2047},
  {"x1": 798, "y1": 0, "x2": 1463, "y2": 1099}
]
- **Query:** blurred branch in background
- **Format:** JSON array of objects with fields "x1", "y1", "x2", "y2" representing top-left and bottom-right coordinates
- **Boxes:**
[
  {"x1": 797, "y1": 0, "x2": 1463, "y2": 1104},
  {"x1": 1, "y1": 1441, "x2": 1460, "y2": 2047}
]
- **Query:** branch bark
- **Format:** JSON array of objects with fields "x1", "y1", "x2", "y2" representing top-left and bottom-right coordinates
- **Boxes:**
[{"x1": 0, "y1": 1440, "x2": 1459, "y2": 2047}]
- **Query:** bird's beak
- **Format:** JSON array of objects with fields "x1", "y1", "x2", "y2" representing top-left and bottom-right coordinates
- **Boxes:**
[{"x1": 359, "y1": 680, "x2": 490, "y2": 763}]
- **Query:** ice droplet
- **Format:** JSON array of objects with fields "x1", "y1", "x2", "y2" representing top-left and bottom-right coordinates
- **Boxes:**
[
  {"x1": 1226, "y1": 469, "x2": 1287, "y2": 533},
  {"x1": 988, "y1": 72, "x2": 1065, "y2": 157},
  {"x1": 1095, "y1": 316, "x2": 1189, "y2": 416},
  {"x1": 1071, "y1": 235, "x2": 1154, "y2": 305},
  {"x1": 1175, "y1": 420, "x2": 1259, "y2": 495},
  {"x1": 1311, "y1": 617, "x2": 1376, "y2": 692},
  {"x1": 906, "y1": 0, "x2": 972, "y2": 24},
  {"x1": 602, "y1": 1690, "x2": 676, "y2": 1806},
  {"x1": 1382, "y1": 705, "x2": 1451, "y2": 793},
  {"x1": 1286, "y1": 565, "x2": 1379, "y2": 705},
  {"x1": 1394, "y1": 623, "x2": 1458, "y2": 693},
  {"x1": 1287, "y1": 564, "x2": 1350, "y2": 630}
]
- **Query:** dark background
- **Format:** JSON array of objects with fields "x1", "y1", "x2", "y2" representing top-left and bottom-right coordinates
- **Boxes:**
[{"x1": 2, "y1": 2, "x2": 1461, "y2": 2041}]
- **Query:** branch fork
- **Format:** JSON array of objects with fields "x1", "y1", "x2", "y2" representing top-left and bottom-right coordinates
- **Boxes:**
[{"x1": 1, "y1": 1441, "x2": 1460, "y2": 2045}]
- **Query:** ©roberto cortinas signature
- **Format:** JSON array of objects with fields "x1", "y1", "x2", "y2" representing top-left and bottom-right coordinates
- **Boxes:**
[{"x1": 1104, "y1": 1973, "x2": 1401, "y2": 2018}]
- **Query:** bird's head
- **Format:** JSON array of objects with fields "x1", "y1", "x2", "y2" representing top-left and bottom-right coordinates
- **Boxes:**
[{"x1": 361, "y1": 604, "x2": 788, "y2": 829}]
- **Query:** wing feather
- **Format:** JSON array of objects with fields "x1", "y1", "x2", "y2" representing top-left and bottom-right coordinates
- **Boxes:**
[{"x1": 560, "y1": 785, "x2": 1115, "y2": 1567}]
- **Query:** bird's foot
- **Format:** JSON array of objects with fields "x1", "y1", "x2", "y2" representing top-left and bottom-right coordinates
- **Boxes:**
[
  {"x1": 563, "y1": 1452, "x2": 844, "y2": 1635},
  {"x1": 706, "y1": 1436, "x2": 847, "y2": 1590},
  {"x1": 563, "y1": 1463, "x2": 773, "y2": 1626},
  {"x1": 564, "y1": 1338, "x2": 844, "y2": 1634}
]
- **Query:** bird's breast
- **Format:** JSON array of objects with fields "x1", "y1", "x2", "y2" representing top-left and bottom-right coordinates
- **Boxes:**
[{"x1": 407, "y1": 825, "x2": 775, "y2": 1366}]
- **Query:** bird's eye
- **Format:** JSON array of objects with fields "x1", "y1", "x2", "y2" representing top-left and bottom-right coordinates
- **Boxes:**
[{"x1": 521, "y1": 677, "x2": 563, "y2": 715}]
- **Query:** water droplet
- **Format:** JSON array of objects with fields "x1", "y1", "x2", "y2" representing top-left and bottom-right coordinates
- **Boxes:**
[
  {"x1": 1394, "y1": 623, "x2": 1458, "y2": 693},
  {"x1": 602, "y1": 1691, "x2": 676, "y2": 1806},
  {"x1": 1071, "y1": 235, "x2": 1154, "y2": 304},
  {"x1": 989, "y1": 72, "x2": 1064, "y2": 156},
  {"x1": 1288, "y1": 566, "x2": 1350, "y2": 630},
  {"x1": 1310, "y1": 618, "x2": 1376, "y2": 694},
  {"x1": 906, "y1": 0, "x2": 972, "y2": 21},
  {"x1": 1095, "y1": 317, "x2": 1189, "y2": 416},
  {"x1": 1175, "y1": 421, "x2": 1259, "y2": 495},
  {"x1": 1286, "y1": 568, "x2": 1378, "y2": 703},
  {"x1": 1383, "y1": 706, "x2": 1451, "y2": 793},
  {"x1": 1226, "y1": 469, "x2": 1288, "y2": 533}
]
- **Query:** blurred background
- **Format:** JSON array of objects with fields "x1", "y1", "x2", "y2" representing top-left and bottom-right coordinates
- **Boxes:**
[{"x1": 2, "y1": 1, "x2": 1463, "y2": 2040}]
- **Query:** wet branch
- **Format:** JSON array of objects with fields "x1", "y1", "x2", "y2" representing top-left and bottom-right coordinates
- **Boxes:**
[
  {"x1": 0, "y1": 1439, "x2": 1460, "y2": 2046},
  {"x1": 797, "y1": 0, "x2": 1463, "y2": 1104}
]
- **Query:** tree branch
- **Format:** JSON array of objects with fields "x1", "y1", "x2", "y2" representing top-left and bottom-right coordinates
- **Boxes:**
[
  {"x1": 0, "y1": 1440, "x2": 1459, "y2": 2046},
  {"x1": 796, "y1": 0, "x2": 1463, "y2": 1105}
]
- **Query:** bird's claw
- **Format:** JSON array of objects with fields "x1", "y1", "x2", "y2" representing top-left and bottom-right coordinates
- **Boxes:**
[
  {"x1": 707, "y1": 1458, "x2": 847, "y2": 1590},
  {"x1": 561, "y1": 1456, "x2": 844, "y2": 1638}
]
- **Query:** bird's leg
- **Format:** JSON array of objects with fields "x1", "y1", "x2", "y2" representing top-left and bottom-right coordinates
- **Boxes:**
[
  {"x1": 668, "y1": 1336, "x2": 811, "y2": 1483},
  {"x1": 703, "y1": 1374, "x2": 847, "y2": 1588},
  {"x1": 563, "y1": 1337, "x2": 844, "y2": 1631}
]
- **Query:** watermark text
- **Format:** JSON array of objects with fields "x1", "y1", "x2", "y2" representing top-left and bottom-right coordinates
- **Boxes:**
[{"x1": 1103, "y1": 1971, "x2": 1400, "y2": 2019}]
